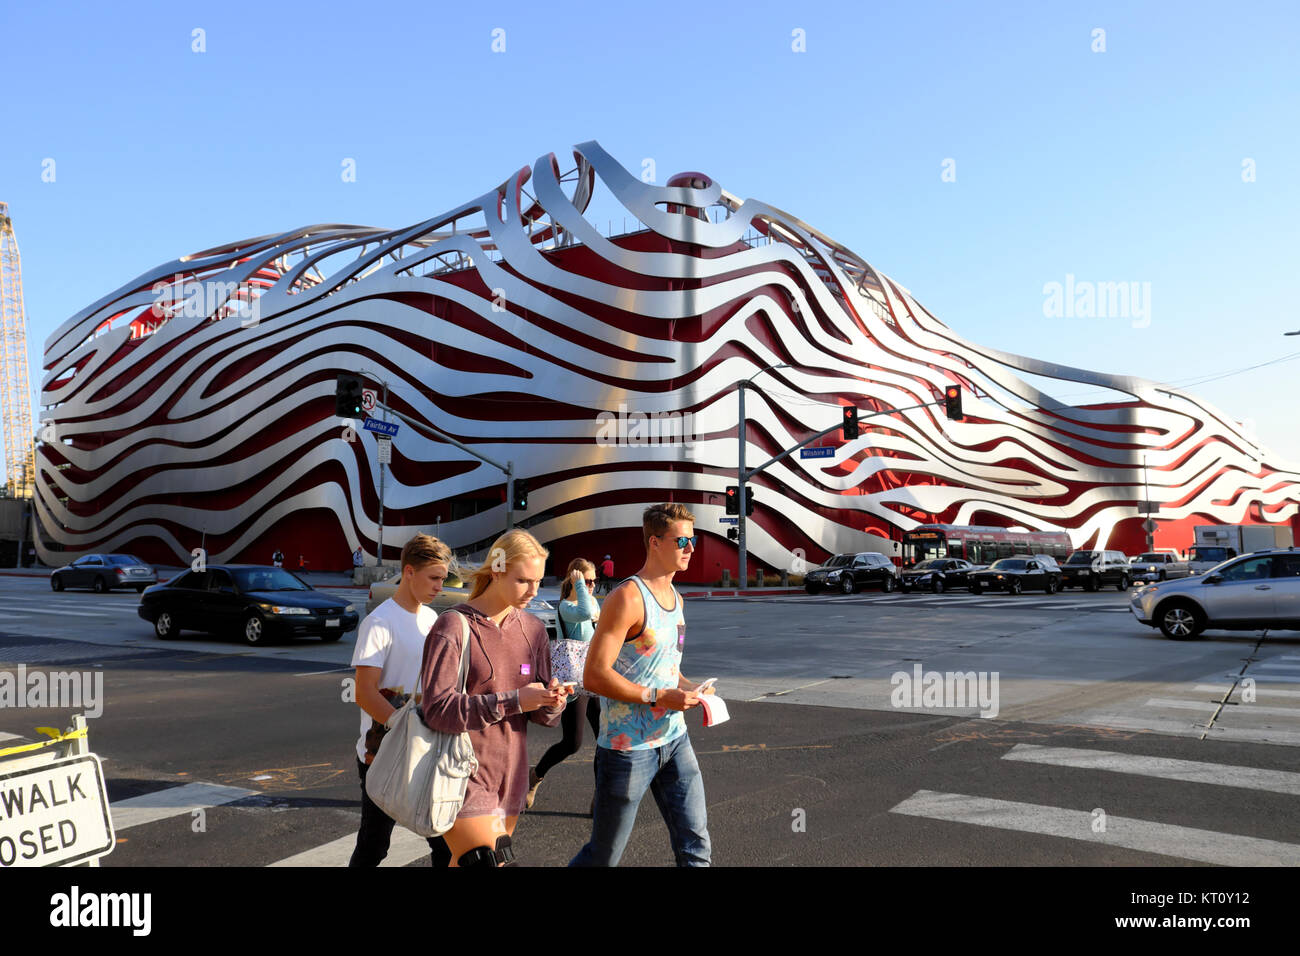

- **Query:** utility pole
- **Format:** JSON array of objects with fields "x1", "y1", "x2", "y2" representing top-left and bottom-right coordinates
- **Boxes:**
[{"x1": 376, "y1": 379, "x2": 388, "y2": 566}]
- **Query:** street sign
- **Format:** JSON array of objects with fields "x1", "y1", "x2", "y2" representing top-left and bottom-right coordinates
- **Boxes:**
[
  {"x1": 1143, "y1": 518, "x2": 1157, "y2": 533},
  {"x1": 362, "y1": 388, "x2": 377, "y2": 412},
  {"x1": 363, "y1": 418, "x2": 399, "y2": 437},
  {"x1": 718, "y1": 517, "x2": 738, "y2": 525},
  {"x1": 1138, "y1": 501, "x2": 1161, "y2": 514},
  {"x1": 376, "y1": 437, "x2": 392, "y2": 464},
  {"x1": 0, "y1": 754, "x2": 114, "y2": 867},
  {"x1": 800, "y1": 447, "x2": 834, "y2": 460}
]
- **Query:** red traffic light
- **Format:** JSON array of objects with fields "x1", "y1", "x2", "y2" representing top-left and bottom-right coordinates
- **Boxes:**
[
  {"x1": 944, "y1": 385, "x2": 963, "y2": 421},
  {"x1": 842, "y1": 405, "x2": 859, "y2": 440}
]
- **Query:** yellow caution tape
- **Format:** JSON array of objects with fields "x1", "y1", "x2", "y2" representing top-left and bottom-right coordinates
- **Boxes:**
[{"x1": 0, "y1": 725, "x2": 89, "y2": 758}]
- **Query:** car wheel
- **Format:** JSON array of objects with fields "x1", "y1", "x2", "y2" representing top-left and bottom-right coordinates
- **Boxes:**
[
  {"x1": 52, "y1": 576, "x2": 64, "y2": 592},
  {"x1": 1158, "y1": 601, "x2": 1204, "y2": 640},
  {"x1": 154, "y1": 611, "x2": 178, "y2": 640},
  {"x1": 1044, "y1": 578, "x2": 1057, "y2": 595},
  {"x1": 1008, "y1": 578, "x2": 1022, "y2": 595},
  {"x1": 839, "y1": 576, "x2": 856, "y2": 595},
  {"x1": 1117, "y1": 574, "x2": 1130, "y2": 591},
  {"x1": 92, "y1": 576, "x2": 108, "y2": 594},
  {"x1": 881, "y1": 576, "x2": 895, "y2": 594},
  {"x1": 931, "y1": 578, "x2": 944, "y2": 594},
  {"x1": 243, "y1": 614, "x2": 268, "y2": 646}
]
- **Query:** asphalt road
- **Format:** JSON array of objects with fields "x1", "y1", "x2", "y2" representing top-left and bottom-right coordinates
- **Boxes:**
[{"x1": 2, "y1": 574, "x2": 1299, "y2": 867}]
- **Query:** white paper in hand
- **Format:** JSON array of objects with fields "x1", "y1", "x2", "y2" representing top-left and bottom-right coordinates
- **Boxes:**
[{"x1": 698, "y1": 694, "x2": 729, "y2": 727}]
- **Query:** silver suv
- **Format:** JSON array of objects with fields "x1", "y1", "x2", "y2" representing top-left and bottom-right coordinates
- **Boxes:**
[{"x1": 1130, "y1": 548, "x2": 1300, "y2": 639}]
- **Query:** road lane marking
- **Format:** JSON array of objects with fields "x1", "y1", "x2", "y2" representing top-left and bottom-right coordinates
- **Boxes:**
[
  {"x1": 1003, "y1": 744, "x2": 1300, "y2": 795},
  {"x1": 1145, "y1": 697, "x2": 1300, "y2": 717},
  {"x1": 267, "y1": 827, "x2": 437, "y2": 867},
  {"x1": 111, "y1": 782, "x2": 260, "y2": 830},
  {"x1": 889, "y1": 790, "x2": 1300, "y2": 866},
  {"x1": 1194, "y1": 684, "x2": 1300, "y2": 698},
  {"x1": 0, "y1": 605, "x2": 108, "y2": 618},
  {"x1": 1079, "y1": 714, "x2": 1300, "y2": 745}
]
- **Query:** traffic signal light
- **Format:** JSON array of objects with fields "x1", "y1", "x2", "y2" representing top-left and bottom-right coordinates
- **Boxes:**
[
  {"x1": 725, "y1": 485, "x2": 739, "y2": 515},
  {"x1": 745, "y1": 485, "x2": 755, "y2": 517},
  {"x1": 842, "y1": 406, "x2": 859, "y2": 440},
  {"x1": 944, "y1": 385, "x2": 963, "y2": 421},
  {"x1": 335, "y1": 374, "x2": 363, "y2": 418},
  {"x1": 513, "y1": 479, "x2": 528, "y2": 511},
  {"x1": 727, "y1": 527, "x2": 739, "y2": 541}
]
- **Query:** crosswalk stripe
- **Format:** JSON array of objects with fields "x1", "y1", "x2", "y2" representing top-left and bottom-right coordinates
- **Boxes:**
[
  {"x1": 1077, "y1": 714, "x2": 1300, "y2": 745},
  {"x1": 1194, "y1": 684, "x2": 1300, "y2": 698},
  {"x1": 1255, "y1": 663, "x2": 1300, "y2": 671},
  {"x1": 1002, "y1": 744, "x2": 1300, "y2": 795},
  {"x1": 0, "y1": 605, "x2": 107, "y2": 618},
  {"x1": 111, "y1": 782, "x2": 259, "y2": 830},
  {"x1": 1225, "y1": 672, "x2": 1300, "y2": 684},
  {"x1": 1145, "y1": 697, "x2": 1300, "y2": 717},
  {"x1": 268, "y1": 827, "x2": 437, "y2": 867},
  {"x1": 889, "y1": 790, "x2": 1300, "y2": 866}
]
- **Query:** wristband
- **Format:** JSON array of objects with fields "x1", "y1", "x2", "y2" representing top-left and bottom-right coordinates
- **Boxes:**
[{"x1": 640, "y1": 685, "x2": 653, "y2": 703}]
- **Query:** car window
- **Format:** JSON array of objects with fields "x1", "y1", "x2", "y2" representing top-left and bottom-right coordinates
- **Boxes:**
[
  {"x1": 1271, "y1": 555, "x2": 1300, "y2": 578},
  {"x1": 85, "y1": 556, "x2": 103, "y2": 566},
  {"x1": 826, "y1": 555, "x2": 852, "y2": 568},
  {"x1": 208, "y1": 570, "x2": 234, "y2": 591},
  {"x1": 1066, "y1": 552, "x2": 1096, "y2": 564},
  {"x1": 173, "y1": 570, "x2": 209, "y2": 590},
  {"x1": 1217, "y1": 557, "x2": 1274, "y2": 582}
]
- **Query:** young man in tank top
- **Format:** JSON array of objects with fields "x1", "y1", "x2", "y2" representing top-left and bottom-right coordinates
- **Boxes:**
[{"x1": 569, "y1": 502, "x2": 714, "y2": 866}]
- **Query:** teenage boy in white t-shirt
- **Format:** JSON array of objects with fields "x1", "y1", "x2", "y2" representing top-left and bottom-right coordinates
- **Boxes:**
[{"x1": 349, "y1": 533, "x2": 454, "y2": 867}]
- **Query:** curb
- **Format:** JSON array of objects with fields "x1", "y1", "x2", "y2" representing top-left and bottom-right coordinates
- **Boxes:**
[{"x1": 685, "y1": 588, "x2": 806, "y2": 598}]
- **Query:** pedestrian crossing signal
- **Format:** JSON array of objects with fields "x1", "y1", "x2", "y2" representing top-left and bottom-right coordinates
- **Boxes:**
[
  {"x1": 944, "y1": 385, "x2": 963, "y2": 421},
  {"x1": 727, "y1": 527, "x2": 739, "y2": 541},
  {"x1": 725, "y1": 485, "x2": 739, "y2": 515},
  {"x1": 842, "y1": 406, "x2": 859, "y2": 440},
  {"x1": 513, "y1": 479, "x2": 528, "y2": 511},
  {"x1": 745, "y1": 485, "x2": 755, "y2": 517}
]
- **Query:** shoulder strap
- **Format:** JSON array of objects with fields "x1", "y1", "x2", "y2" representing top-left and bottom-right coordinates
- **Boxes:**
[
  {"x1": 624, "y1": 576, "x2": 648, "y2": 644},
  {"x1": 555, "y1": 605, "x2": 570, "y2": 642},
  {"x1": 452, "y1": 611, "x2": 472, "y2": 694}
]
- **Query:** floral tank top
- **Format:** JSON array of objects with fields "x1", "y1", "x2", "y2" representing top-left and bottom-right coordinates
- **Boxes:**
[{"x1": 597, "y1": 576, "x2": 686, "y2": 752}]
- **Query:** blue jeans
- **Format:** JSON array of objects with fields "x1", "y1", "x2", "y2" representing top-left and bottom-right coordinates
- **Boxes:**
[{"x1": 569, "y1": 732, "x2": 710, "y2": 867}]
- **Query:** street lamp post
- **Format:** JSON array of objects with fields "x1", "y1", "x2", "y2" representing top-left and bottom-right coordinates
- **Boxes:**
[{"x1": 737, "y1": 364, "x2": 789, "y2": 588}]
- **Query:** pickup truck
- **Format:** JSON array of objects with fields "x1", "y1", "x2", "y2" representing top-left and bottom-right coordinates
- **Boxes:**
[{"x1": 1128, "y1": 551, "x2": 1190, "y2": 583}]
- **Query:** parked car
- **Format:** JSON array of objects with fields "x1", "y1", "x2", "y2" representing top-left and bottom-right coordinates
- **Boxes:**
[
  {"x1": 364, "y1": 570, "x2": 558, "y2": 639},
  {"x1": 1130, "y1": 549, "x2": 1300, "y2": 640},
  {"x1": 968, "y1": 555, "x2": 1061, "y2": 594},
  {"x1": 1060, "y1": 550, "x2": 1132, "y2": 591},
  {"x1": 804, "y1": 552, "x2": 898, "y2": 595},
  {"x1": 51, "y1": 554, "x2": 157, "y2": 593},
  {"x1": 899, "y1": 558, "x2": 979, "y2": 593},
  {"x1": 138, "y1": 565, "x2": 359, "y2": 645},
  {"x1": 1129, "y1": 551, "x2": 1190, "y2": 584}
]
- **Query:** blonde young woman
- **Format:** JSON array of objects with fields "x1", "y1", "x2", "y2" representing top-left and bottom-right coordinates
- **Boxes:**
[
  {"x1": 419, "y1": 529, "x2": 567, "y2": 867},
  {"x1": 525, "y1": 557, "x2": 603, "y2": 809}
]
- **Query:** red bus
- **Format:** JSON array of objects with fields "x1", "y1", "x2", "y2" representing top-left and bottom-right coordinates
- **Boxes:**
[{"x1": 902, "y1": 524, "x2": 1074, "y2": 567}]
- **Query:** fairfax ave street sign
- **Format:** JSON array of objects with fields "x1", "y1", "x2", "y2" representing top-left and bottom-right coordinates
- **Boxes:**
[{"x1": 0, "y1": 754, "x2": 114, "y2": 867}]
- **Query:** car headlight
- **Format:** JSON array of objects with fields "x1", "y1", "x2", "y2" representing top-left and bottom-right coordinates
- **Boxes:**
[
  {"x1": 259, "y1": 603, "x2": 309, "y2": 615},
  {"x1": 996, "y1": 575, "x2": 1004, "y2": 580},
  {"x1": 827, "y1": 571, "x2": 841, "y2": 580},
  {"x1": 344, "y1": 604, "x2": 355, "y2": 614}
]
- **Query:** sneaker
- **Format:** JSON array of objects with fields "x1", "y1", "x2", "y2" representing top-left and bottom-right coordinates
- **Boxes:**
[{"x1": 525, "y1": 767, "x2": 542, "y2": 809}]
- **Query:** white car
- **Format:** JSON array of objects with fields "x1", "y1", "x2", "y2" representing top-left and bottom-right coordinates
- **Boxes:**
[
  {"x1": 364, "y1": 571, "x2": 558, "y2": 638},
  {"x1": 1129, "y1": 551, "x2": 1190, "y2": 583}
]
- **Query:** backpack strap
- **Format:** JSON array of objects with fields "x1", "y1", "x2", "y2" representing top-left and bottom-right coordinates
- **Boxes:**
[{"x1": 450, "y1": 611, "x2": 472, "y2": 694}]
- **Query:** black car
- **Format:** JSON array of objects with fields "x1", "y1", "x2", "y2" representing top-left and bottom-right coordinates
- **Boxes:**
[
  {"x1": 137, "y1": 565, "x2": 359, "y2": 645},
  {"x1": 968, "y1": 556, "x2": 1061, "y2": 594},
  {"x1": 52, "y1": 554, "x2": 158, "y2": 593},
  {"x1": 1060, "y1": 550, "x2": 1131, "y2": 591},
  {"x1": 804, "y1": 552, "x2": 898, "y2": 595},
  {"x1": 899, "y1": 558, "x2": 978, "y2": 593}
]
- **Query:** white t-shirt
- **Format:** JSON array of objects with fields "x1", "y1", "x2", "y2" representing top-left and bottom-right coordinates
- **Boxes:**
[{"x1": 351, "y1": 597, "x2": 438, "y2": 762}]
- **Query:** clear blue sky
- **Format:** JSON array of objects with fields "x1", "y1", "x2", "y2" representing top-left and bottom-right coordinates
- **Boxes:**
[{"x1": 5, "y1": 0, "x2": 1299, "y2": 460}]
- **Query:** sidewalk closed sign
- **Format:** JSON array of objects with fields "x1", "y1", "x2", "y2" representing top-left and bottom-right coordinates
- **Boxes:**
[{"x1": 0, "y1": 754, "x2": 114, "y2": 867}]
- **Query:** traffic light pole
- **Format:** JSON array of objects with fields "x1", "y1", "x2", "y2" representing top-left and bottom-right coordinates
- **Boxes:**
[
  {"x1": 376, "y1": 379, "x2": 388, "y2": 566},
  {"x1": 368, "y1": 401, "x2": 517, "y2": 533},
  {"x1": 737, "y1": 395, "x2": 954, "y2": 588}
]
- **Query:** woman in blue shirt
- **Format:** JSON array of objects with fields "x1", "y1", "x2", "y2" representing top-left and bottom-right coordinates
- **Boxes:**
[{"x1": 527, "y1": 558, "x2": 603, "y2": 809}]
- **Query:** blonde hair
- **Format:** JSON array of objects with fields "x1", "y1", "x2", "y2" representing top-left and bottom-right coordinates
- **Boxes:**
[
  {"x1": 468, "y1": 529, "x2": 550, "y2": 599},
  {"x1": 559, "y1": 558, "x2": 596, "y2": 602},
  {"x1": 401, "y1": 533, "x2": 454, "y2": 575}
]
